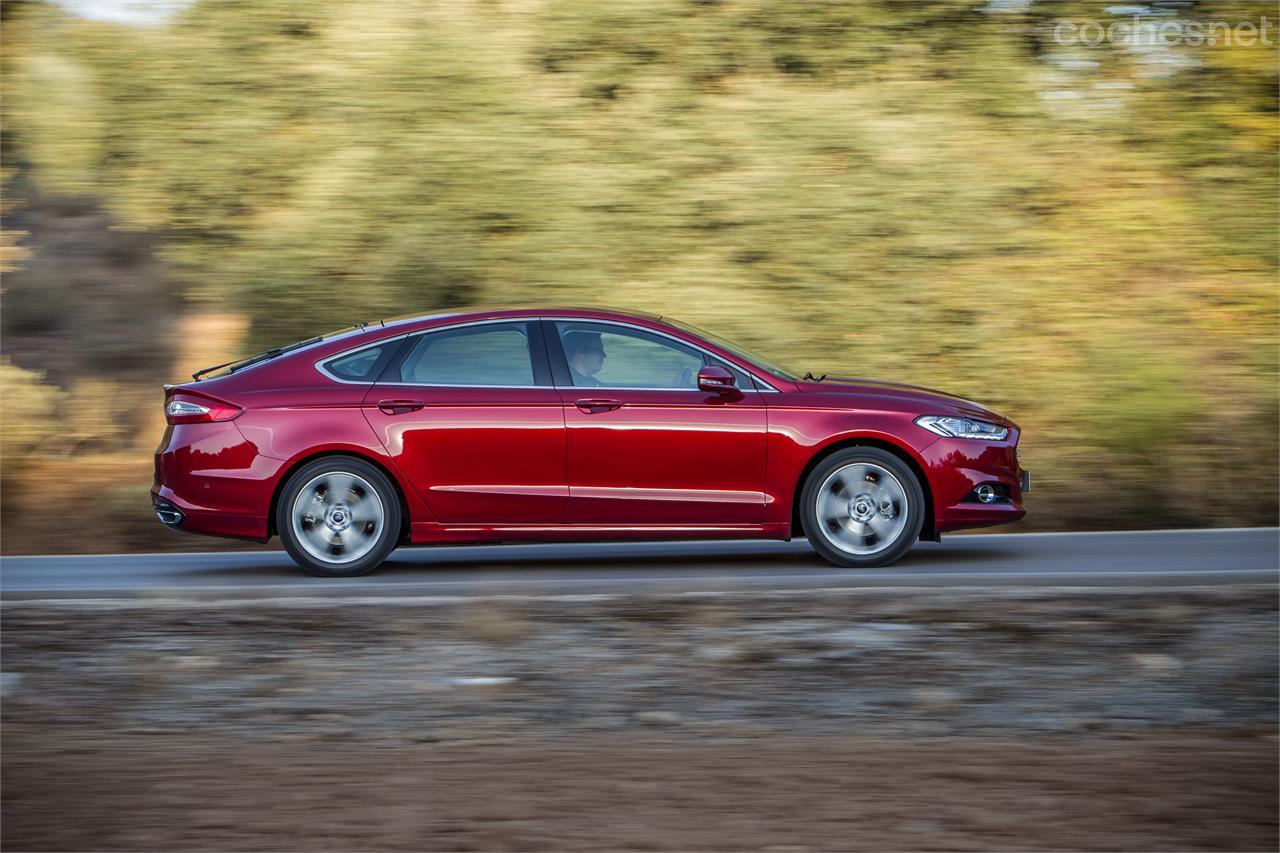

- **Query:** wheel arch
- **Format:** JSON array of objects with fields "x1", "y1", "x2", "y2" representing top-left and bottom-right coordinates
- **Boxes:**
[
  {"x1": 268, "y1": 449, "x2": 413, "y2": 542},
  {"x1": 790, "y1": 435, "x2": 937, "y2": 541}
]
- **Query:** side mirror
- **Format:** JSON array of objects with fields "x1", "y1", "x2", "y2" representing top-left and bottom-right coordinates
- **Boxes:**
[{"x1": 697, "y1": 365, "x2": 737, "y2": 395}]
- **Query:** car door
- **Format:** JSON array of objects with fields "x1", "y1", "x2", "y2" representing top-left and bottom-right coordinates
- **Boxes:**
[
  {"x1": 362, "y1": 320, "x2": 567, "y2": 524},
  {"x1": 545, "y1": 319, "x2": 768, "y2": 526}
]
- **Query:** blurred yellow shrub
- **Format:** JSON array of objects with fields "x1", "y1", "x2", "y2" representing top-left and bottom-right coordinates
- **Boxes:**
[{"x1": 0, "y1": 358, "x2": 59, "y2": 464}]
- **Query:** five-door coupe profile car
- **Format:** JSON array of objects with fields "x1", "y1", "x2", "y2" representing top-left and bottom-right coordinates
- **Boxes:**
[{"x1": 153, "y1": 308, "x2": 1027, "y2": 576}]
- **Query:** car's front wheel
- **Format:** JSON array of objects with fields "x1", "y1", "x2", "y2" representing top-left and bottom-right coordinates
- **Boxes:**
[
  {"x1": 800, "y1": 447, "x2": 925, "y2": 568},
  {"x1": 277, "y1": 456, "x2": 401, "y2": 577}
]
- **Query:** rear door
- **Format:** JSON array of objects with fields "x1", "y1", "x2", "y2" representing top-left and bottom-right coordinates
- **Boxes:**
[
  {"x1": 545, "y1": 319, "x2": 768, "y2": 526},
  {"x1": 362, "y1": 320, "x2": 567, "y2": 524}
]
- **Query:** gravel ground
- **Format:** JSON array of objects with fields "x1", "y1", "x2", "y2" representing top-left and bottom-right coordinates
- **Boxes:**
[{"x1": 3, "y1": 586, "x2": 1276, "y2": 850}]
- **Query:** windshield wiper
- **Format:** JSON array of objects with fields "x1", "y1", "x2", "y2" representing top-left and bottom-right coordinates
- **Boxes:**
[
  {"x1": 227, "y1": 337, "x2": 323, "y2": 375},
  {"x1": 193, "y1": 338, "x2": 316, "y2": 379},
  {"x1": 192, "y1": 358, "x2": 240, "y2": 381},
  {"x1": 803, "y1": 371, "x2": 828, "y2": 382}
]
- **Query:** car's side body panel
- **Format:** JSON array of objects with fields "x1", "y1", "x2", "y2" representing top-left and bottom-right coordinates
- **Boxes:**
[
  {"x1": 363, "y1": 383, "x2": 569, "y2": 524},
  {"x1": 156, "y1": 382, "x2": 436, "y2": 541},
  {"x1": 557, "y1": 387, "x2": 769, "y2": 525}
]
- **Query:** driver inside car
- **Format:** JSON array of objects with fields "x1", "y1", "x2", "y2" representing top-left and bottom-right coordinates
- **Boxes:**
[{"x1": 563, "y1": 330, "x2": 606, "y2": 386}]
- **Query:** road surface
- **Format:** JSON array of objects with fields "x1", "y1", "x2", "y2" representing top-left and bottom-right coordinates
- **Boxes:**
[{"x1": 1, "y1": 528, "x2": 1275, "y2": 601}]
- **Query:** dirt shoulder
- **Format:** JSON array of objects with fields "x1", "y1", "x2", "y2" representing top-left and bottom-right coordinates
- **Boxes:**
[
  {"x1": 4, "y1": 732, "x2": 1276, "y2": 852},
  {"x1": 3, "y1": 586, "x2": 1276, "y2": 850}
]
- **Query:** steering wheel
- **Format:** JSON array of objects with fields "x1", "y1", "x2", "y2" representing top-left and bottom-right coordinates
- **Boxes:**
[{"x1": 674, "y1": 365, "x2": 695, "y2": 388}]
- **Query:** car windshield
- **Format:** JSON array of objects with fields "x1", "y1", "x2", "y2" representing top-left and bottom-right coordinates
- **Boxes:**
[{"x1": 662, "y1": 316, "x2": 801, "y2": 381}]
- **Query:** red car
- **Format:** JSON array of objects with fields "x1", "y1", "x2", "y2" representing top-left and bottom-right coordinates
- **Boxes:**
[{"x1": 153, "y1": 308, "x2": 1027, "y2": 576}]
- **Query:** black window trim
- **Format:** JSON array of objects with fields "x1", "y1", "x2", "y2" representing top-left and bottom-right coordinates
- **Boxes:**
[{"x1": 315, "y1": 316, "x2": 778, "y2": 391}]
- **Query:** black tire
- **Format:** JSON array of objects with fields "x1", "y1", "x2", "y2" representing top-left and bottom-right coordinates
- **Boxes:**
[
  {"x1": 799, "y1": 446, "x2": 925, "y2": 568},
  {"x1": 276, "y1": 455, "x2": 402, "y2": 577}
]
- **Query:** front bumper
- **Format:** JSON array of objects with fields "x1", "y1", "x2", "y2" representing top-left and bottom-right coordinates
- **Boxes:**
[{"x1": 920, "y1": 432, "x2": 1028, "y2": 533}]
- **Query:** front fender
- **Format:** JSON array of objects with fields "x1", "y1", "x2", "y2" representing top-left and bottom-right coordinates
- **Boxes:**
[{"x1": 762, "y1": 407, "x2": 938, "y2": 528}]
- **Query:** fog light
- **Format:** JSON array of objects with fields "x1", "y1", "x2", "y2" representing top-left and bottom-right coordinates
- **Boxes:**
[{"x1": 975, "y1": 484, "x2": 998, "y2": 504}]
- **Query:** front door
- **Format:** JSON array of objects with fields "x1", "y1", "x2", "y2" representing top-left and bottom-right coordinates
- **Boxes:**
[
  {"x1": 363, "y1": 320, "x2": 567, "y2": 524},
  {"x1": 545, "y1": 320, "x2": 767, "y2": 526}
]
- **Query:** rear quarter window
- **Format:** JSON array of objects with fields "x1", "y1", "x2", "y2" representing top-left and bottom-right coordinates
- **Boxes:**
[{"x1": 320, "y1": 343, "x2": 393, "y2": 382}]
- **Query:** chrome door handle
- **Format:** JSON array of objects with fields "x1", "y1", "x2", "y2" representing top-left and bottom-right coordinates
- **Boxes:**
[
  {"x1": 377, "y1": 399, "x2": 425, "y2": 415},
  {"x1": 574, "y1": 398, "x2": 623, "y2": 413}
]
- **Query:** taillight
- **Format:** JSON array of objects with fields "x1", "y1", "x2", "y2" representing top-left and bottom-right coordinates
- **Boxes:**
[{"x1": 165, "y1": 394, "x2": 241, "y2": 425}]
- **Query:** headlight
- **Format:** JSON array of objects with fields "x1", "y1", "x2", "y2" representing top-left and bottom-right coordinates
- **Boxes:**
[{"x1": 915, "y1": 415, "x2": 1008, "y2": 441}]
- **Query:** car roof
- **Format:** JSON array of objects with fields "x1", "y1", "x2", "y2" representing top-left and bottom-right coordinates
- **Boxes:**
[{"x1": 380, "y1": 306, "x2": 667, "y2": 333}]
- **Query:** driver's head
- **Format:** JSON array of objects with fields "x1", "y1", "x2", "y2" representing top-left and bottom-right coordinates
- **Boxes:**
[{"x1": 563, "y1": 330, "x2": 606, "y2": 377}]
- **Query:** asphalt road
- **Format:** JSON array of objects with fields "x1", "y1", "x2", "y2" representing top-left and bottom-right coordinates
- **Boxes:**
[{"x1": 1, "y1": 528, "x2": 1276, "y2": 601}]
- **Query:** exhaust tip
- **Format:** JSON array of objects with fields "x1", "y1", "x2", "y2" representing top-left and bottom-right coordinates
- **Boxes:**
[{"x1": 154, "y1": 501, "x2": 185, "y2": 526}]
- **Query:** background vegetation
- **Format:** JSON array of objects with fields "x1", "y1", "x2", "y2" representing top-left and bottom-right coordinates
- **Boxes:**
[{"x1": 2, "y1": 0, "x2": 1276, "y2": 552}]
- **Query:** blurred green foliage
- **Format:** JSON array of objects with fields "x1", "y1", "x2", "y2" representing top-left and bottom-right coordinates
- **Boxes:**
[{"x1": 2, "y1": 0, "x2": 1276, "y2": 537}]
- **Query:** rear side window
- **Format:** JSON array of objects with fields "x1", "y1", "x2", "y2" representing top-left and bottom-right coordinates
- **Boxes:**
[
  {"x1": 320, "y1": 343, "x2": 393, "y2": 382},
  {"x1": 396, "y1": 323, "x2": 537, "y2": 386}
]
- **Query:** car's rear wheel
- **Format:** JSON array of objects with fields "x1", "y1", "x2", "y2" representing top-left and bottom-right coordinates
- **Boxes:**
[
  {"x1": 800, "y1": 447, "x2": 925, "y2": 568},
  {"x1": 277, "y1": 456, "x2": 401, "y2": 577}
]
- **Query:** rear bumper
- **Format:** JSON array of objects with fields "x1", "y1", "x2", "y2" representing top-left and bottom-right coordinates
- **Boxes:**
[
  {"x1": 921, "y1": 434, "x2": 1028, "y2": 533},
  {"x1": 150, "y1": 488, "x2": 270, "y2": 542},
  {"x1": 152, "y1": 421, "x2": 277, "y2": 542}
]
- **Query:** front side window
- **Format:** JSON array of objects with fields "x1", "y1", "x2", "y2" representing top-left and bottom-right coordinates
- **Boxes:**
[
  {"x1": 554, "y1": 322, "x2": 704, "y2": 389},
  {"x1": 397, "y1": 322, "x2": 536, "y2": 386}
]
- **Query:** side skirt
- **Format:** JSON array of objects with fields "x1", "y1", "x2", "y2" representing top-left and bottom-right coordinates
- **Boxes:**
[{"x1": 409, "y1": 522, "x2": 791, "y2": 546}]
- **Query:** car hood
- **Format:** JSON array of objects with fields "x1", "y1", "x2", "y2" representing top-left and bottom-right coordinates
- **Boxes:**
[{"x1": 796, "y1": 377, "x2": 1009, "y2": 425}]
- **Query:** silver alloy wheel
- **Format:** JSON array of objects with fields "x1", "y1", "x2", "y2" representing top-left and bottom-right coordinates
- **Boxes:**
[
  {"x1": 814, "y1": 462, "x2": 910, "y2": 556},
  {"x1": 290, "y1": 471, "x2": 385, "y2": 565}
]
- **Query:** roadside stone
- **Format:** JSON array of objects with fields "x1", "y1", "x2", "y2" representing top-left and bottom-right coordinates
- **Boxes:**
[
  {"x1": 1181, "y1": 708, "x2": 1223, "y2": 723},
  {"x1": 824, "y1": 628, "x2": 909, "y2": 648},
  {"x1": 701, "y1": 721, "x2": 775, "y2": 738},
  {"x1": 1, "y1": 672, "x2": 23, "y2": 698},
  {"x1": 912, "y1": 687, "x2": 962, "y2": 711},
  {"x1": 1132, "y1": 653, "x2": 1182, "y2": 673},
  {"x1": 695, "y1": 644, "x2": 743, "y2": 662},
  {"x1": 634, "y1": 711, "x2": 683, "y2": 726},
  {"x1": 451, "y1": 676, "x2": 516, "y2": 687},
  {"x1": 170, "y1": 655, "x2": 218, "y2": 669}
]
